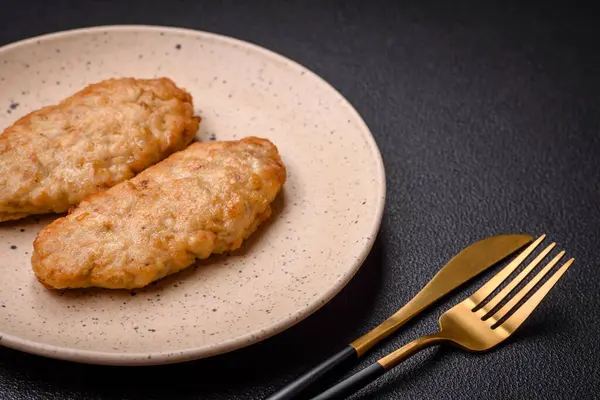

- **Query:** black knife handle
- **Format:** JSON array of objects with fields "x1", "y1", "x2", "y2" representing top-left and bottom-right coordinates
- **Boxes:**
[
  {"x1": 264, "y1": 346, "x2": 358, "y2": 400},
  {"x1": 309, "y1": 362, "x2": 386, "y2": 400}
]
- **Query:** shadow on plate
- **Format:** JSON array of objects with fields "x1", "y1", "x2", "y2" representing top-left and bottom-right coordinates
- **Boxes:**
[{"x1": 0, "y1": 213, "x2": 63, "y2": 232}]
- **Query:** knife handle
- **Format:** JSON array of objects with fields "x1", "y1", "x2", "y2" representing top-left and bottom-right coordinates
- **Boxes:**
[
  {"x1": 265, "y1": 301, "x2": 418, "y2": 400},
  {"x1": 309, "y1": 362, "x2": 386, "y2": 400},
  {"x1": 264, "y1": 345, "x2": 358, "y2": 400}
]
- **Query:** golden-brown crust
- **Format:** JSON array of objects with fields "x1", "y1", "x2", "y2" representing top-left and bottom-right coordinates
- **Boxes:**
[
  {"x1": 32, "y1": 137, "x2": 286, "y2": 290},
  {"x1": 0, "y1": 77, "x2": 200, "y2": 222}
]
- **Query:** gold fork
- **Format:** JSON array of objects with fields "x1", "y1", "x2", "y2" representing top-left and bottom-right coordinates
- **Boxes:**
[{"x1": 311, "y1": 234, "x2": 574, "y2": 400}]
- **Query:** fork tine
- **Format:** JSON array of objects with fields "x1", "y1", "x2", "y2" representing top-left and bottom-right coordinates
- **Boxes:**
[
  {"x1": 470, "y1": 234, "x2": 546, "y2": 308},
  {"x1": 497, "y1": 257, "x2": 574, "y2": 333},
  {"x1": 480, "y1": 242, "x2": 556, "y2": 315},
  {"x1": 489, "y1": 251, "x2": 566, "y2": 323}
]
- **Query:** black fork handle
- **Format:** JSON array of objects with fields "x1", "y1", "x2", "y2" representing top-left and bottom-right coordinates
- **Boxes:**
[
  {"x1": 309, "y1": 362, "x2": 386, "y2": 400},
  {"x1": 264, "y1": 346, "x2": 358, "y2": 400}
]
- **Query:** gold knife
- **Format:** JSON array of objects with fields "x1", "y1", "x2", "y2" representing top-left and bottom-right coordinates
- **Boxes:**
[{"x1": 265, "y1": 234, "x2": 533, "y2": 400}]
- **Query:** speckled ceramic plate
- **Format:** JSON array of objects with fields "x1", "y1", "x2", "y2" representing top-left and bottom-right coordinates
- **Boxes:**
[{"x1": 0, "y1": 25, "x2": 385, "y2": 365}]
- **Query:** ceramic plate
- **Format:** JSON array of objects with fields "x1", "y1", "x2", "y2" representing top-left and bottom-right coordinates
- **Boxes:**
[{"x1": 0, "y1": 25, "x2": 385, "y2": 365}]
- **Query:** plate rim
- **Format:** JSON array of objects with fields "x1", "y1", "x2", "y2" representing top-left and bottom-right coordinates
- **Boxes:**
[{"x1": 0, "y1": 24, "x2": 386, "y2": 365}]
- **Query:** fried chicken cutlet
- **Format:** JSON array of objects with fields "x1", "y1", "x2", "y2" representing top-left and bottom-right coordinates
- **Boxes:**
[
  {"x1": 32, "y1": 137, "x2": 286, "y2": 289},
  {"x1": 0, "y1": 77, "x2": 199, "y2": 222}
]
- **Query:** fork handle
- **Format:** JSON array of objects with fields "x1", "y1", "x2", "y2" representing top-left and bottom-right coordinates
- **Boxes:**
[
  {"x1": 310, "y1": 334, "x2": 445, "y2": 400},
  {"x1": 265, "y1": 346, "x2": 358, "y2": 400}
]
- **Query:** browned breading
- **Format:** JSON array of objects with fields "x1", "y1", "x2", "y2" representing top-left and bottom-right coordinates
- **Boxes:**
[
  {"x1": 0, "y1": 77, "x2": 200, "y2": 222},
  {"x1": 32, "y1": 137, "x2": 286, "y2": 289}
]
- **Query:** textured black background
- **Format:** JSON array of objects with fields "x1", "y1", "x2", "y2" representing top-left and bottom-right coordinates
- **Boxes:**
[{"x1": 1, "y1": 1, "x2": 599, "y2": 399}]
